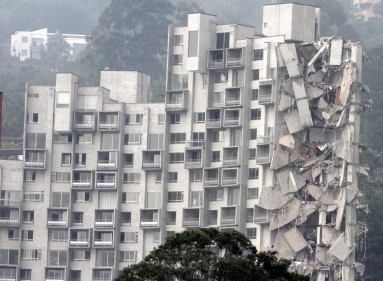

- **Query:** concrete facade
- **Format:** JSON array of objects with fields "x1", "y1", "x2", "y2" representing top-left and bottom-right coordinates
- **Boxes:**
[
  {"x1": 0, "y1": 3, "x2": 368, "y2": 281},
  {"x1": 11, "y1": 28, "x2": 87, "y2": 61}
]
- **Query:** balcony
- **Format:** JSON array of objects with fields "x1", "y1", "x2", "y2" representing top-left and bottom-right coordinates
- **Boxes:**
[
  {"x1": 206, "y1": 109, "x2": 221, "y2": 129},
  {"x1": 47, "y1": 209, "x2": 68, "y2": 227},
  {"x1": 74, "y1": 112, "x2": 96, "y2": 131},
  {"x1": 185, "y1": 150, "x2": 203, "y2": 169},
  {"x1": 256, "y1": 146, "x2": 271, "y2": 164},
  {"x1": 95, "y1": 210, "x2": 114, "y2": 227},
  {"x1": 140, "y1": 209, "x2": 160, "y2": 228},
  {"x1": 0, "y1": 266, "x2": 16, "y2": 281},
  {"x1": 226, "y1": 48, "x2": 244, "y2": 67},
  {"x1": 93, "y1": 269, "x2": 112, "y2": 281},
  {"x1": 222, "y1": 169, "x2": 239, "y2": 186},
  {"x1": 0, "y1": 199, "x2": 21, "y2": 208},
  {"x1": 97, "y1": 151, "x2": 118, "y2": 170},
  {"x1": 184, "y1": 141, "x2": 204, "y2": 150},
  {"x1": 0, "y1": 208, "x2": 19, "y2": 226},
  {"x1": 24, "y1": 149, "x2": 46, "y2": 169},
  {"x1": 45, "y1": 269, "x2": 65, "y2": 281},
  {"x1": 165, "y1": 91, "x2": 188, "y2": 111},
  {"x1": 221, "y1": 206, "x2": 238, "y2": 226},
  {"x1": 98, "y1": 112, "x2": 119, "y2": 131},
  {"x1": 93, "y1": 230, "x2": 114, "y2": 247},
  {"x1": 225, "y1": 88, "x2": 242, "y2": 107},
  {"x1": 223, "y1": 147, "x2": 240, "y2": 166},
  {"x1": 142, "y1": 151, "x2": 162, "y2": 170},
  {"x1": 182, "y1": 208, "x2": 201, "y2": 228},
  {"x1": 207, "y1": 49, "x2": 225, "y2": 69},
  {"x1": 69, "y1": 229, "x2": 90, "y2": 247},
  {"x1": 203, "y1": 169, "x2": 220, "y2": 187},
  {"x1": 257, "y1": 134, "x2": 273, "y2": 145},
  {"x1": 224, "y1": 109, "x2": 241, "y2": 127},
  {"x1": 96, "y1": 173, "x2": 116, "y2": 189},
  {"x1": 253, "y1": 206, "x2": 270, "y2": 224},
  {"x1": 72, "y1": 171, "x2": 92, "y2": 189},
  {"x1": 258, "y1": 84, "x2": 273, "y2": 105}
]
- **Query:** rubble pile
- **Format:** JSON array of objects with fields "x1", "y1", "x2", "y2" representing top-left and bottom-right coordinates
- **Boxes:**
[{"x1": 258, "y1": 38, "x2": 372, "y2": 280}]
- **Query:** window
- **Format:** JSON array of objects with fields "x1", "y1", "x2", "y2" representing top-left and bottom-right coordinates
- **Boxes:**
[
  {"x1": 122, "y1": 192, "x2": 139, "y2": 203},
  {"x1": 146, "y1": 192, "x2": 161, "y2": 208},
  {"x1": 27, "y1": 92, "x2": 39, "y2": 98},
  {"x1": 20, "y1": 269, "x2": 31, "y2": 280},
  {"x1": 216, "y1": 32, "x2": 230, "y2": 49},
  {"x1": 251, "y1": 109, "x2": 261, "y2": 120},
  {"x1": 250, "y1": 129, "x2": 257, "y2": 140},
  {"x1": 26, "y1": 133, "x2": 46, "y2": 149},
  {"x1": 173, "y1": 54, "x2": 183, "y2": 65},
  {"x1": 168, "y1": 172, "x2": 178, "y2": 183},
  {"x1": 51, "y1": 192, "x2": 70, "y2": 208},
  {"x1": 70, "y1": 271, "x2": 81, "y2": 281},
  {"x1": 61, "y1": 153, "x2": 71, "y2": 166},
  {"x1": 253, "y1": 49, "x2": 263, "y2": 60},
  {"x1": 212, "y1": 131, "x2": 220, "y2": 142},
  {"x1": 120, "y1": 251, "x2": 137, "y2": 262},
  {"x1": 249, "y1": 168, "x2": 259, "y2": 179},
  {"x1": 21, "y1": 249, "x2": 40, "y2": 260},
  {"x1": 72, "y1": 250, "x2": 90, "y2": 261},
  {"x1": 120, "y1": 232, "x2": 138, "y2": 243},
  {"x1": 72, "y1": 212, "x2": 83, "y2": 224},
  {"x1": 124, "y1": 133, "x2": 141, "y2": 145},
  {"x1": 251, "y1": 89, "x2": 259, "y2": 100},
  {"x1": 123, "y1": 154, "x2": 134, "y2": 167},
  {"x1": 170, "y1": 113, "x2": 180, "y2": 124},
  {"x1": 158, "y1": 114, "x2": 165, "y2": 125},
  {"x1": 22, "y1": 211, "x2": 34, "y2": 224},
  {"x1": 170, "y1": 133, "x2": 186, "y2": 144},
  {"x1": 77, "y1": 95, "x2": 97, "y2": 110},
  {"x1": 167, "y1": 212, "x2": 176, "y2": 225},
  {"x1": 23, "y1": 191, "x2": 44, "y2": 203},
  {"x1": 191, "y1": 191, "x2": 203, "y2": 207},
  {"x1": 249, "y1": 149, "x2": 257, "y2": 160},
  {"x1": 168, "y1": 191, "x2": 183, "y2": 202},
  {"x1": 210, "y1": 189, "x2": 223, "y2": 201},
  {"x1": 75, "y1": 153, "x2": 86, "y2": 166},
  {"x1": 188, "y1": 30, "x2": 198, "y2": 57},
  {"x1": 125, "y1": 114, "x2": 143, "y2": 125},
  {"x1": 8, "y1": 229, "x2": 19, "y2": 240},
  {"x1": 213, "y1": 91, "x2": 223, "y2": 106},
  {"x1": 233, "y1": 70, "x2": 244, "y2": 87},
  {"x1": 26, "y1": 113, "x2": 38, "y2": 123},
  {"x1": 228, "y1": 188, "x2": 240, "y2": 205},
  {"x1": 75, "y1": 133, "x2": 93, "y2": 144},
  {"x1": 22, "y1": 230, "x2": 33, "y2": 241},
  {"x1": 170, "y1": 153, "x2": 184, "y2": 163},
  {"x1": 53, "y1": 133, "x2": 72, "y2": 144},
  {"x1": 123, "y1": 173, "x2": 140, "y2": 183},
  {"x1": 252, "y1": 69, "x2": 260, "y2": 80},
  {"x1": 96, "y1": 251, "x2": 114, "y2": 267},
  {"x1": 174, "y1": 35, "x2": 183, "y2": 45},
  {"x1": 212, "y1": 151, "x2": 220, "y2": 162},
  {"x1": 21, "y1": 49, "x2": 28, "y2": 56},
  {"x1": 22, "y1": 36, "x2": 28, "y2": 43},
  {"x1": 167, "y1": 231, "x2": 176, "y2": 238},
  {"x1": 53, "y1": 172, "x2": 71, "y2": 183},
  {"x1": 248, "y1": 188, "x2": 259, "y2": 199},
  {"x1": 73, "y1": 191, "x2": 91, "y2": 203},
  {"x1": 48, "y1": 230, "x2": 68, "y2": 242},
  {"x1": 121, "y1": 212, "x2": 131, "y2": 225},
  {"x1": 193, "y1": 112, "x2": 205, "y2": 124},
  {"x1": 57, "y1": 92, "x2": 70, "y2": 108},
  {"x1": 149, "y1": 134, "x2": 164, "y2": 149},
  {"x1": 172, "y1": 74, "x2": 188, "y2": 90},
  {"x1": 247, "y1": 228, "x2": 257, "y2": 239},
  {"x1": 214, "y1": 71, "x2": 228, "y2": 83},
  {"x1": 24, "y1": 171, "x2": 36, "y2": 182},
  {"x1": 153, "y1": 231, "x2": 160, "y2": 243},
  {"x1": 192, "y1": 132, "x2": 204, "y2": 147},
  {"x1": 156, "y1": 173, "x2": 162, "y2": 183},
  {"x1": 101, "y1": 133, "x2": 119, "y2": 149},
  {"x1": 190, "y1": 169, "x2": 202, "y2": 182}
]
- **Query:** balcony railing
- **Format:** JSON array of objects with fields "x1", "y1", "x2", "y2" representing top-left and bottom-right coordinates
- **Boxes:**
[
  {"x1": 223, "y1": 157, "x2": 238, "y2": 166},
  {"x1": 95, "y1": 217, "x2": 113, "y2": 227},
  {"x1": 222, "y1": 177, "x2": 238, "y2": 185},
  {"x1": 209, "y1": 219, "x2": 218, "y2": 225},
  {"x1": 224, "y1": 117, "x2": 240, "y2": 126},
  {"x1": 99, "y1": 122, "x2": 118, "y2": 130},
  {"x1": 69, "y1": 238, "x2": 89, "y2": 246},
  {"x1": 225, "y1": 97, "x2": 241, "y2": 106},
  {"x1": 47, "y1": 218, "x2": 67, "y2": 226},
  {"x1": 94, "y1": 239, "x2": 113, "y2": 246},
  {"x1": 256, "y1": 154, "x2": 270, "y2": 164},
  {"x1": 0, "y1": 217, "x2": 19, "y2": 225},
  {"x1": 253, "y1": 213, "x2": 269, "y2": 224},
  {"x1": 166, "y1": 100, "x2": 184, "y2": 110},
  {"x1": 221, "y1": 216, "x2": 236, "y2": 225},
  {"x1": 257, "y1": 135, "x2": 273, "y2": 145},
  {"x1": 184, "y1": 141, "x2": 204, "y2": 149},
  {"x1": 211, "y1": 101, "x2": 224, "y2": 108},
  {"x1": 140, "y1": 218, "x2": 159, "y2": 227},
  {"x1": 25, "y1": 160, "x2": 44, "y2": 168},
  {"x1": 97, "y1": 160, "x2": 117, "y2": 169},
  {"x1": 204, "y1": 178, "x2": 219, "y2": 187},
  {"x1": 182, "y1": 218, "x2": 200, "y2": 227},
  {"x1": 185, "y1": 159, "x2": 202, "y2": 168},
  {"x1": 142, "y1": 162, "x2": 161, "y2": 169},
  {"x1": 72, "y1": 180, "x2": 91, "y2": 188},
  {"x1": 74, "y1": 121, "x2": 94, "y2": 129},
  {"x1": 208, "y1": 59, "x2": 224, "y2": 69},
  {"x1": 259, "y1": 92, "x2": 273, "y2": 104},
  {"x1": 0, "y1": 199, "x2": 22, "y2": 207},
  {"x1": 206, "y1": 119, "x2": 221, "y2": 128}
]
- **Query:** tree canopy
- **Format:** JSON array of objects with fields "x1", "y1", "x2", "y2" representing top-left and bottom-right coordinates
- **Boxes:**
[{"x1": 115, "y1": 228, "x2": 309, "y2": 281}]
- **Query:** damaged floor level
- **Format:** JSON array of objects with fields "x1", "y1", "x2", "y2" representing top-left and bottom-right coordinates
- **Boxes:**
[{"x1": 258, "y1": 37, "x2": 371, "y2": 281}]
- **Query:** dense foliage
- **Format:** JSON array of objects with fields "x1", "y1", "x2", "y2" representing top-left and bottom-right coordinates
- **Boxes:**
[{"x1": 115, "y1": 228, "x2": 309, "y2": 281}]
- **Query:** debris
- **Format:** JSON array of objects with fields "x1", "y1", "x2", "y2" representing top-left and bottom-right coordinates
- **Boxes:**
[{"x1": 328, "y1": 233, "x2": 353, "y2": 261}]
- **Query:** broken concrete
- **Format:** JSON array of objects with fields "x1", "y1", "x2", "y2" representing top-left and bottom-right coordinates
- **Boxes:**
[{"x1": 328, "y1": 233, "x2": 353, "y2": 261}]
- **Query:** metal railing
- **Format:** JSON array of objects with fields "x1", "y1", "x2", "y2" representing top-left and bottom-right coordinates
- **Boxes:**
[
  {"x1": 204, "y1": 178, "x2": 219, "y2": 186},
  {"x1": 222, "y1": 177, "x2": 238, "y2": 185},
  {"x1": 208, "y1": 59, "x2": 224, "y2": 69},
  {"x1": 225, "y1": 97, "x2": 241, "y2": 106},
  {"x1": 224, "y1": 117, "x2": 240, "y2": 126},
  {"x1": 226, "y1": 56, "x2": 243, "y2": 66},
  {"x1": 223, "y1": 157, "x2": 238, "y2": 166},
  {"x1": 0, "y1": 199, "x2": 22, "y2": 207},
  {"x1": 257, "y1": 135, "x2": 273, "y2": 145},
  {"x1": 259, "y1": 92, "x2": 273, "y2": 104},
  {"x1": 206, "y1": 119, "x2": 221, "y2": 128},
  {"x1": 256, "y1": 154, "x2": 270, "y2": 164},
  {"x1": 221, "y1": 216, "x2": 236, "y2": 225},
  {"x1": 182, "y1": 217, "x2": 200, "y2": 226}
]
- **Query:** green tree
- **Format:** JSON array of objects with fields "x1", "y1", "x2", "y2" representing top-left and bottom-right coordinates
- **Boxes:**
[
  {"x1": 115, "y1": 228, "x2": 309, "y2": 281},
  {"x1": 41, "y1": 34, "x2": 71, "y2": 72}
]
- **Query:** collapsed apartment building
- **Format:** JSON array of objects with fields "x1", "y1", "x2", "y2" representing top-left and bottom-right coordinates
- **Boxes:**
[
  {"x1": 261, "y1": 38, "x2": 371, "y2": 280},
  {"x1": 0, "y1": 3, "x2": 371, "y2": 281}
]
